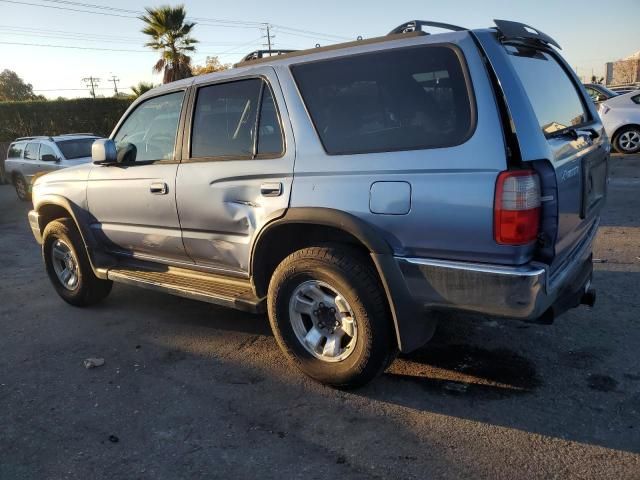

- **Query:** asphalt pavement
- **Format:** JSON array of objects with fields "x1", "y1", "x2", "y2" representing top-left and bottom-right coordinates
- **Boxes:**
[{"x1": 0, "y1": 155, "x2": 639, "y2": 479}]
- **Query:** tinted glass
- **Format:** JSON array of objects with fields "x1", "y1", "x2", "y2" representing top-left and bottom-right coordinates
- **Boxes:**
[
  {"x1": 7, "y1": 142, "x2": 25, "y2": 159},
  {"x1": 507, "y1": 47, "x2": 588, "y2": 135},
  {"x1": 55, "y1": 139, "x2": 95, "y2": 159},
  {"x1": 632, "y1": 94, "x2": 640, "y2": 105},
  {"x1": 24, "y1": 143, "x2": 39, "y2": 160},
  {"x1": 257, "y1": 86, "x2": 284, "y2": 155},
  {"x1": 113, "y1": 91, "x2": 184, "y2": 162},
  {"x1": 191, "y1": 79, "x2": 262, "y2": 158},
  {"x1": 291, "y1": 45, "x2": 473, "y2": 154},
  {"x1": 39, "y1": 144, "x2": 56, "y2": 160}
]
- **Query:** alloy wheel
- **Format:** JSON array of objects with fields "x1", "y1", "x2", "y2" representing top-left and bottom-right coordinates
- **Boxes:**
[{"x1": 288, "y1": 280, "x2": 358, "y2": 362}]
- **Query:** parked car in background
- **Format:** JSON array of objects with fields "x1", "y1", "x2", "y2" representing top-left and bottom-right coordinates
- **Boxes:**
[
  {"x1": 4, "y1": 134, "x2": 99, "y2": 200},
  {"x1": 599, "y1": 91, "x2": 640, "y2": 154},
  {"x1": 583, "y1": 83, "x2": 619, "y2": 103},
  {"x1": 27, "y1": 19, "x2": 607, "y2": 387}
]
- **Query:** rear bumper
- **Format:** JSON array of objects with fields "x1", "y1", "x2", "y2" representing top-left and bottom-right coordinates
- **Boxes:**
[
  {"x1": 395, "y1": 221, "x2": 598, "y2": 324},
  {"x1": 28, "y1": 210, "x2": 43, "y2": 244}
]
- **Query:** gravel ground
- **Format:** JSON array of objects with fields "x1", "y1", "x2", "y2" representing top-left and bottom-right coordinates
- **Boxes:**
[{"x1": 0, "y1": 155, "x2": 639, "y2": 479}]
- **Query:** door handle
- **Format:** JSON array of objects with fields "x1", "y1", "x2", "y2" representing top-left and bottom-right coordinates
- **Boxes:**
[
  {"x1": 150, "y1": 182, "x2": 168, "y2": 195},
  {"x1": 260, "y1": 182, "x2": 282, "y2": 197}
]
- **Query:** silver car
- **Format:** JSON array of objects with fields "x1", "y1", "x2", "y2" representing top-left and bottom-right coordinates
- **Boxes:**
[
  {"x1": 27, "y1": 20, "x2": 608, "y2": 387},
  {"x1": 5, "y1": 134, "x2": 99, "y2": 200},
  {"x1": 598, "y1": 91, "x2": 640, "y2": 154}
]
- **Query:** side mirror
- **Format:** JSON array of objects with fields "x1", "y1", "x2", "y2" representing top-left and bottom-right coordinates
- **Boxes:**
[
  {"x1": 92, "y1": 138, "x2": 117, "y2": 164},
  {"x1": 41, "y1": 154, "x2": 59, "y2": 162}
]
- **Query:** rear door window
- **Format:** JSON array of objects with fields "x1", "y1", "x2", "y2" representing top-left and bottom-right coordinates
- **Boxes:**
[
  {"x1": 291, "y1": 45, "x2": 474, "y2": 155},
  {"x1": 506, "y1": 46, "x2": 589, "y2": 135},
  {"x1": 24, "y1": 143, "x2": 39, "y2": 160},
  {"x1": 190, "y1": 78, "x2": 284, "y2": 159}
]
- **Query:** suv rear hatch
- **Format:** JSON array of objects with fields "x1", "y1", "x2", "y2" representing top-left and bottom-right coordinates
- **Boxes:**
[{"x1": 473, "y1": 24, "x2": 608, "y2": 274}]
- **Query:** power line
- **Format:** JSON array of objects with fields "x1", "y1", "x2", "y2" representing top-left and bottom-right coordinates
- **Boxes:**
[{"x1": 0, "y1": 40, "x2": 151, "y2": 52}]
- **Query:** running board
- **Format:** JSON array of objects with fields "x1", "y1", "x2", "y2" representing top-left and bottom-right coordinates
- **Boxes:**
[{"x1": 107, "y1": 264, "x2": 265, "y2": 313}]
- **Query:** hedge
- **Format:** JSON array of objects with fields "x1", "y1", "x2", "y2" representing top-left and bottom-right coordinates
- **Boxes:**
[{"x1": 0, "y1": 98, "x2": 133, "y2": 142}]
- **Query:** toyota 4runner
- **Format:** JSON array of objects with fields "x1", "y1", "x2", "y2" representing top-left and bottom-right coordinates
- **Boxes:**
[{"x1": 27, "y1": 20, "x2": 609, "y2": 387}]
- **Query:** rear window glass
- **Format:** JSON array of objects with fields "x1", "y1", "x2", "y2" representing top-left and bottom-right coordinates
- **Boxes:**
[
  {"x1": 291, "y1": 45, "x2": 473, "y2": 155},
  {"x1": 506, "y1": 46, "x2": 588, "y2": 135},
  {"x1": 56, "y1": 138, "x2": 96, "y2": 159},
  {"x1": 7, "y1": 142, "x2": 25, "y2": 159}
]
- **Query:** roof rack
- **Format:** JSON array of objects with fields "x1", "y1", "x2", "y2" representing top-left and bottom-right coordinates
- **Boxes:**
[
  {"x1": 493, "y1": 19, "x2": 561, "y2": 49},
  {"x1": 388, "y1": 20, "x2": 467, "y2": 35},
  {"x1": 240, "y1": 49, "x2": 298, "y2": 63},
  {"x1": 15, "y1": 136, "x2": 53, "y2": 142}
]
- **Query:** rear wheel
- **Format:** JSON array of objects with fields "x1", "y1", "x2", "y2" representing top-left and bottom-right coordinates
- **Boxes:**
[
  {"x1": 42, "y1": 218, "x2": 112, "y2": 306},
  {"x1": 613, "y1": 126, "x2": 640, "y2": 154},
  {"x1": 14, "y1": 174, "x2": 30, "y2": 201},
  {"x1": 267, "y1": 245, "x2": 397, "y2": 387}
]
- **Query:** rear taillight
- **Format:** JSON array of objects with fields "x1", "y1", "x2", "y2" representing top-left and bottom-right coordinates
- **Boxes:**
[{"x1": 494, "y1": 170, "x2": 541, "y2": 245}]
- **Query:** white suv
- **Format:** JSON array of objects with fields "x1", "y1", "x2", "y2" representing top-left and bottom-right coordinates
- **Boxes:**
[{"x1": 4, "y1": 134, "x2": 99, "y2": 200}]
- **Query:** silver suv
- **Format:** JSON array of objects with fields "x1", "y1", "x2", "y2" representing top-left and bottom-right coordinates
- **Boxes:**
[
  {"x1": 5, "y1": 134, "x2": 98, "y2": 200},
  {"x1": 27, "y1": 20, "x2": 608, "y2": 387}
]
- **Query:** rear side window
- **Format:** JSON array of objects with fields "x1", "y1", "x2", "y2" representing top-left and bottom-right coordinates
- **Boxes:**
[
  {"x1": 291, "y1": 45, "x2": 474, "y2": 155},
  {"x1": 7, "y1": 142, "x2": 25, "y2": 159},
  {"x1": 191, "y1": 79, "x2": 284, "y2": 159},
  {"x1": 24, "y1": 143, "x2": 39, "y2": 160},
  {"x1": 506, "y1": 46, "x2": 588, "y2": 135}
]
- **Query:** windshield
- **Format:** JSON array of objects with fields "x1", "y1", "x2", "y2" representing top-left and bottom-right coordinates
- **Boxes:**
[
  {"x1": 599, "y1": 86, "x2": 619, "y2": 97},
  {"x1": 55, "y1": 138, "x2": 96, "y2": 159}
]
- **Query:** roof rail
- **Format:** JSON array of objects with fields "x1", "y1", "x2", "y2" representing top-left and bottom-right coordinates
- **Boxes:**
[
  {"x1": 493, "y1": 19, "x2": 561, "y2": 50},
  {"x1": 388, "y1": 20, "x2": 467, "y2": 35},
  {"x1": 56, "y1": 132, "x2": 97, "y2": 137},
  {"x1": 240, "y1": 49, "x2": 298, "y2": 63}
]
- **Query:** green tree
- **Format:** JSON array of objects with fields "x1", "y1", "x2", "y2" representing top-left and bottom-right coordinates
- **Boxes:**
[
  {"x1": 140, "y1": 5, "x2": 198, "y2": 84},
  {"x1": 130, "y1": 81, "x2": 156, "y2": 98},
  {"x1": 0, "y1": 70, "x2": 43, "y2": 101},
  {"x1": 192, "y1": 56, "x2": 230, "y2": 76}
]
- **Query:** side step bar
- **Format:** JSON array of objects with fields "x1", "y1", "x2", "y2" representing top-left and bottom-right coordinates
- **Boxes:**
[{"x1": 107, "y1": 265, "x2": 265, "y2": 314}]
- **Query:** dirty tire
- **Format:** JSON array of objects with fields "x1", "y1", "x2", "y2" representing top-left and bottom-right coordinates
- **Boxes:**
[
  {"x1": 14, "y1": 174, "x2": 31, "y2": 201},
  {"x1": 268, "y1": 245, "x2": 396, "y2": 388},
  {"x1": 42, "y1": 218, "x2": 112, "y2": 306},
  {"x1": 613, "y1": 125, "x2": 640, "y2": 154}
]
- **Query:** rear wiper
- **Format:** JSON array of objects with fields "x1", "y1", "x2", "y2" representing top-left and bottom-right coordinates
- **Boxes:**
[
  {"x1": 546, "y1": 127, "x2": 600, "y2": 141},
  {"x1": 546, "y1": 128, "x2": 579, "y2": 140}
]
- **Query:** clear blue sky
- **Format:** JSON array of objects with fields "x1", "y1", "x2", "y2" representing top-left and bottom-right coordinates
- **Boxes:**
[{"x1": 1, "y1": 0, "x2": 639, "y2": 98}]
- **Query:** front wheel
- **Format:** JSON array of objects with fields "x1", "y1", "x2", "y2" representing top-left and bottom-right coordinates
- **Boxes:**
[
  {"x1": 613, "y1": 126, "x2": 640, "y2": 154},
  {"x1": 42, "y1": 218, "x2": 113, "y2": 306},
  {"x1": 267, "y1": 246, "x2": 397, "y2": 387}
]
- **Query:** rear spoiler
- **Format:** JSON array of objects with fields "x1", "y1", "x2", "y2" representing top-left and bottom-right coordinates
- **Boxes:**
[{"x1": 493, "y1": 19, "x2": 561, "y2": 50}]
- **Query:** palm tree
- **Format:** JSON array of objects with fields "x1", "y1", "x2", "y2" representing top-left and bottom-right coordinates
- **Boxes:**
[
  {"x1": 130, "y1": 81, "x2": 156, "y2": 98},
  {"x1": 140, "y1": 5, "x2": 198, "y2": 84}
]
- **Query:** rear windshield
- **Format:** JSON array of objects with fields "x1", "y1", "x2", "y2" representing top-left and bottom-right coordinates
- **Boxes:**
[
  {"x1": 7, "y1": 142, "x2": 25, "y2": 159},
  {"x1": 506, "y1": 46, "x2": 588, "y2": 135},
  {"x1": 55, "y1": 138, "x2": 96, "y2": 159},
  {"x1": 291, "y1": 45, "x2": 474, "y2": 155}
]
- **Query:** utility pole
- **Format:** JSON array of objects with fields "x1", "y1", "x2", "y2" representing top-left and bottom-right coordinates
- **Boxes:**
[
  {"x1": 82, "y1": 76, "x2": 100, "y2": 98},
  {"x1": 109, "y1": 75, "x2": 120, "y2": 95},
  {"x1": 262, "y1": 24, "x2": 275, "y2": 55}
]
